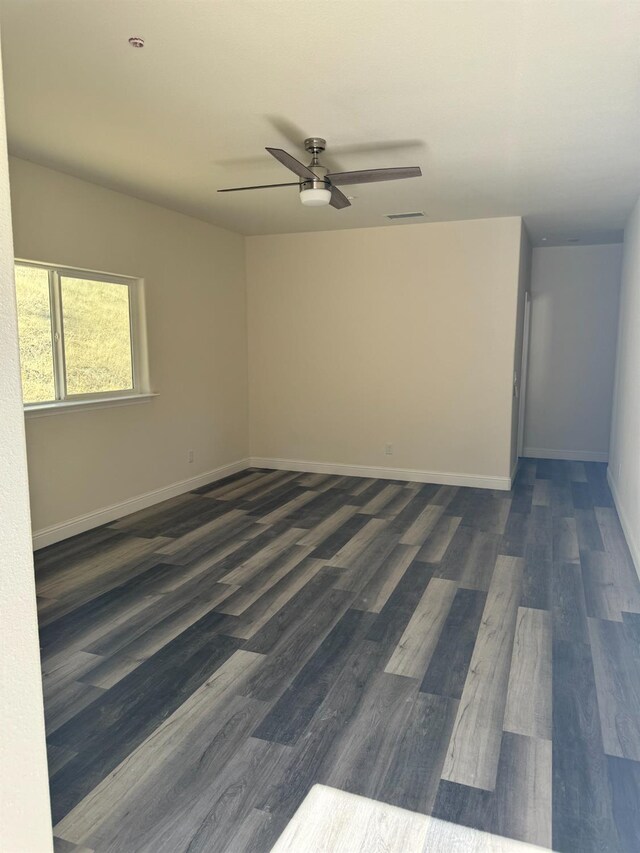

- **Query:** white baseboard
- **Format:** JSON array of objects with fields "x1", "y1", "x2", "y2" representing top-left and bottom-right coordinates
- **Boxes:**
[
  {"x1": 250, "y1": 456, "x2": 512, "y2": 491},
  {"x1": 32, "y1": 453, "x2": 514, "y2": 550},
  {"x1": 606, "y1": 468, "x2": 640, "y2": 581},
  {"x1": 523, "y1": 447, "x2": 609, "y2": 463},
  {"x1": 32, "y1": 458, "x2": 251, "y2": 550}
]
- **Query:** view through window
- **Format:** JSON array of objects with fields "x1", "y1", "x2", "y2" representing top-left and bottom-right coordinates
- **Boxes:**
[{"x1": 15, "y1": 262, "x2": 144, "y2": 405}]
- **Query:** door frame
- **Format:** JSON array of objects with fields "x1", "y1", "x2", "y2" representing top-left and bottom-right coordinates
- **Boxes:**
[{"x1": 517, "y1": 291, "x2": 531, "y2": 458}]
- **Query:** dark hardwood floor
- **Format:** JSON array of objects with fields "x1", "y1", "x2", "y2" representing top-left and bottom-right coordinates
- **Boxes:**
[{"x1": 36, "y1": 461, "x2": 640, "y2": 852}]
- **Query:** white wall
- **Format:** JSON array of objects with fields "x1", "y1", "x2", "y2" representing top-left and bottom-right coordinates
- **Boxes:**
[
  {"x1": 524, "y1": 244, "x2": 622, "y2": 461},
  {"x1": 247, "y1": 216, "x2": 523, "y2": 487},
  {"x1": 609, "y1": 197, "x2": 640, "y2": 574},
  {"x1": 0, "y1": 48, "x2": 53, "y2": 853},
  {"x1": 9, "y1": 157, "x2": 249, "y2": 540}
]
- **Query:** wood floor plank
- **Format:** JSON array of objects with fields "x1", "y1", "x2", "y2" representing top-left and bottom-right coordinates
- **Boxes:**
[
  {"x1": 360, "y1": 483, "x2": 403, "y2": 515},
  {"x1": 49, "y1": 613, "x2": 243, "y2": 822},
  {"x1": 399, "y1": 504, "x2": 444, "y2": 546},
  {"x1": 419, "y1": 588, "x2": 487, "y2": 700},
  {"x1": 53, "y1": 650, "x2": 266, "y2": 847},
  {"x1": 224, "y1": 556, "x2": 325, "y2": 639},
  {"x1": 595, "y1": 507, "x2": 640, "y2": 614},
  {"x1": 588, "y1": 616, "x2": 640, "y2": 761},
  {"x1": 42, "y1": 651, "x2": 103, "y2": 699},
  {"x1": 607, "y1": 755, "x2": 640, "y2": 853},
  {"x1": 295, "y1": 504, "x2": 358, "y2": 548},
  {"x1": 256, "y1": 488, "x2": 320, "y2": 525},
  {"x1": 320, "y1": 671, "x2": 418, "y2": 799},
  {"x1": 240, "y1": 587, "x2": 352, "y2": 702},
  {"x1": 552, "y1": 560, "x2": 590, "y2": 645},
  {"x1": 416, "y1": 515, "x2": 462, "y2": 563},
  {"x1": 433, "y1": 731, "x2": 552, "y2": 849},
  {"x1": 493, "y1": 732, "x2": 552, "y2": 849},
  {"x1": 376, "y1": 488, "x2": 416, "y2": 520},
  {"x1": 575, "y1": 508, "x2": 606, "y2": 552},
  {"x1": 142, "y1": 737, "x2": 292, "y2": 853},
  {"x1": 552, "y1": 516, "x2": 580, "y2": 562},
  {"x1": 376, "y1": 691, "x2": 458, "y2": 814},
  {"x1": 550, "y1": 479, "x2": 574, "y2": 518},
  {"x1": 552, "y1": 638, "x2": 621, "y2": 852},
  {"x1": 48, "y1": 743, "x2": 78, "y2": 776},
  {"x1": 84, "y1": 579, "x2": 236, "y2": 656},
  {"x1": 499, "y1": 511, "x2": 529, "y2": 558},
  {"x1": 385, "y1": 578, "x2": 458, "y2": 679},
  {"x1": 365, "y1": 562, "x2": 435, "y2": 661},
  {"x1": 532, "y1": 478, "x2": 551, "y2": 507},
  {"x1": 352, "y1": 543, "x2": 419, "y2": 613},
  {"x1": 435, "y1": 527, "x2": 500, "y2": 591},
  {"x1": 223, "y1": 807, "x2": 286, "y2": 853},
  {"x1": 83, "y1": 581, "x2": 237, "y2": 669},
  {"x1": 216, "y1": 546, "x2": 315, "y2": 616},
  {"x1": 328, "y1": 517, "x2": 388, "y2": 567},
  {"x1": 242, "y1": 567, "x2": 339, "y2": 655},
  {"x1": 45, "y1": 681, "x2": 106, "y2": 736},
  {"x1": 251, "y1": 608, "x2": 375, "y2": 744},
  {"x1": 257, "y1": 640, "x2": 383, "y2": 822},
  {"x1": 569, "y1": 461, "x2": 588, "y2": 482},
  {"x1": 582, "y1": 550, "x2": 626, "y2": 622},
  {"x1": 520, "y1": 543, "x2": 551, "y2": 611},
  {"x1": 309, "y1": 512, "x2": 371, "y2": 561},
  {"x1": 332, "y1": 523, "x2": 400, "y2": 594},
  {"x1": 442, "y1": 555, "x2": 523, "y2": 791},
  {"x1": 153, "y1": 509, "x2": 246, "y2": 556},
  {"x1": 503, "y1": 607, "x2": 552, "y2": 740},
  {"x1": 220, "y1": 526, "x2": 307, "y2": 585},
  {"x1": 37, "y1": 535, "x2": 170, "y2": 602}
]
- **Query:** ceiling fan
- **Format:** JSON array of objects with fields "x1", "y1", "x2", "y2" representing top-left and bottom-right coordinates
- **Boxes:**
[{"x1": 218, "y1": 137, "x2": 422, "y2": 209}]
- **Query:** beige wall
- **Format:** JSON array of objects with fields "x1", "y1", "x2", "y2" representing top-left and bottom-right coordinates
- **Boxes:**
[
  {"x1": 523, "y1": 244, "x2": 622, "y2": 461},
  {"x1": 609, "y1": 197, "x2": 640, "y2": 574},
  {"x1": 0, "y1": 53, "x2": 53, "y2": 853},
  {"x1": 9, "y1": 157, "x2": 249, "y2": 536},
  {"x1": 247, "y1": 217, "x2": 523, "y2": 485}
]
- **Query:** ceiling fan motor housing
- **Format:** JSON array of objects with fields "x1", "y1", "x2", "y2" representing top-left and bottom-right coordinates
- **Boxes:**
[
  {"x1": 300, "y1": 140, "x2": 331, "y2": 204},
  {"x1": 304, "y1": 137, "x2": 326, "y2": 154}
]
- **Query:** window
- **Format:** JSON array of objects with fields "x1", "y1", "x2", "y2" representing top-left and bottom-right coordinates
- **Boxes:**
[{"x1": 15, "y1": 261, "x2": 150, "y2": 410}]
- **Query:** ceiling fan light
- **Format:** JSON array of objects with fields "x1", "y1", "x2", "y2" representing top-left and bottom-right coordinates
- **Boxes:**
[{"x1": 300, "y1": 187, "x2": 332, "y2": 207}]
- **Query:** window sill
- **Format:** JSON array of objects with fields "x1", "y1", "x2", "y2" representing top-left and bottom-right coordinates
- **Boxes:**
[{"x1": 24, "y1": 393, "x2": 158, "y2": 419}]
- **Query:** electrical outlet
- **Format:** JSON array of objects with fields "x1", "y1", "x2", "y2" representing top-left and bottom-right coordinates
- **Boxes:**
[
  {"x1": 187, "y1": 449, "x2": 194, "y2": 464},
  {"x1": 384, "y1": 443, "x2": 393, "y2": 456}
]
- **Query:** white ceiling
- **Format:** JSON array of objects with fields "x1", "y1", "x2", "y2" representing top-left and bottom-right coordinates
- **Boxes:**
[{"x1": 0, "y1": 0, "x2": 638, "y2": 243}]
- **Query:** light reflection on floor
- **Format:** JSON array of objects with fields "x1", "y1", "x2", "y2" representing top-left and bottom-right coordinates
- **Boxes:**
[{"x1": 271, "y1": 784, "x2": 552, "y2": 852}]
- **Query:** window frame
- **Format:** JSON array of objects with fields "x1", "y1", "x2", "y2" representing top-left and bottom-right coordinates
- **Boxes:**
[{"x1": 15, "y1": 259, "x2": 152, "y2": 412}]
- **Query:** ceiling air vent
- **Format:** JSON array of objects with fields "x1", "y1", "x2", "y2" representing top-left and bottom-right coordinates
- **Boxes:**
[{"x1": 385, "y1": 211, "x2": 425, "y2": 220}]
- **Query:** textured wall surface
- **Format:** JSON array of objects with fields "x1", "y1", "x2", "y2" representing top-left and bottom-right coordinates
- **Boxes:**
[{"x1": 0, "y1": 41, "x2": 53, "y2": 853}]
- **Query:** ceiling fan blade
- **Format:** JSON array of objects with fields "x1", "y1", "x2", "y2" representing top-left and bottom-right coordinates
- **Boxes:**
[
  {"x1": 326, "y1": 166, "x2": 422, "y2": 186},
  {"x1": 329, "y1": 185, "x2": 351, "y2": 210},
  {"x1": 218, "y1": 182, "x2": 299, "y2": 192},
  {"x1": 266, "y1": 147, "x2": 318, "y2": 180}
]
